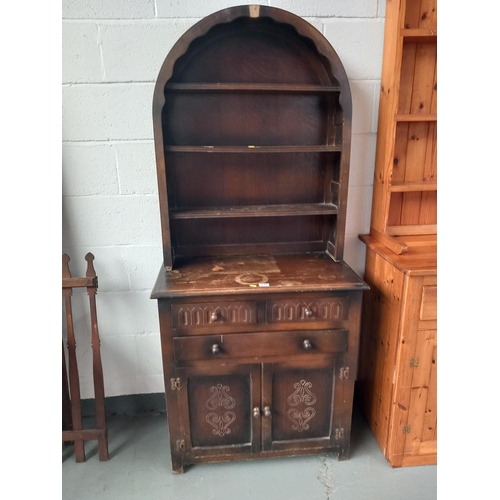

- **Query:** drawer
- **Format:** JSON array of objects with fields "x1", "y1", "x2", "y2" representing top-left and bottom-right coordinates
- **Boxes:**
[
  {"x1": 173, "y1": 329, "x2": 348, "y2": 362},
  {"x1": 419, "y1": 286, "x2": 437, "y2": 321},
  {"x1": 267, "y1": 296, "x2": 349, "y2": 324},
  {"x1": 172, "y1": 300, "x2": 257, "y2": 330}
]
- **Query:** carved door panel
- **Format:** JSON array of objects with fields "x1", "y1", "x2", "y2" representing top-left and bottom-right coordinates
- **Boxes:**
[
  {"x1": 261, "y1": 359, "x2": 337, "y2": 452},
  {"x1": 176, "y1": 364, "x2": 261, "y2": 459}
]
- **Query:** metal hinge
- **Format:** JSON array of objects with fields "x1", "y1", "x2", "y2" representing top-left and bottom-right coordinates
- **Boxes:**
[
  {"x1": 170, "y1": 378, "x2": 181, "y2": 390},
  {"x1": 335, "y1": 428, "x2": 344, "y2": 440},
  {"x1": 339, "y1": 367, "x2": 350, "y2": 380},
  {"x1": 176, "y1": 439, "x2": 185, "y2": 451}
]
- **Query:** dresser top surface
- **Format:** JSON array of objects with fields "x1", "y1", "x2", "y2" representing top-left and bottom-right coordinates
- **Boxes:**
[{"x1": 151, "y1": 253, "x2": 368, "y2": 298}]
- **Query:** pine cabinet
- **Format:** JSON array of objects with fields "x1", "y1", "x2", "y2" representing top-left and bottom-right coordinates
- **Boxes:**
[
  {"x1": 150, "y1": 5, "x2": 368, "y2": 473},
  {"x1": 357, "y1": 236, "x2": 437, "y2": 467},
  {"x1": 357, "y1": 0, "x2": 437, "y2": 467}
]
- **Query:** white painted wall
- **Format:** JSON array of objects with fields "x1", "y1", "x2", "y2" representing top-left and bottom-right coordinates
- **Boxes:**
[{"x1": 62, "y1": 0, "x2": 386, "y2": 398}]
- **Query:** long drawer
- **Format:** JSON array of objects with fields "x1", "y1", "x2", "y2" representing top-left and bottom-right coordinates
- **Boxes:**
[{"x1": 173, "y1": 329, "x2": 348, "y2": 362}]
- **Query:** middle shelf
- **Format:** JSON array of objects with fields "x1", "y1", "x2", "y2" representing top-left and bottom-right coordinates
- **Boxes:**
[
  {"x1": 164, "y1": 145, "x2": 342, "y2": 153},
  {"x1": 170, "y1": 203, "x2": 338, "y2": 220}
]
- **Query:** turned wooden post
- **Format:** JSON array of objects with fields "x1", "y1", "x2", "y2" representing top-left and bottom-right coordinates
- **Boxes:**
[{"x1": 62, "y1": 253, "x2": 109, "y2": 462}]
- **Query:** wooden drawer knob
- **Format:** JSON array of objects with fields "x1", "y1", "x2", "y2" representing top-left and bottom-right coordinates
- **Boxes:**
[
  {"x1": 210, "y1": 311, "x2": 219, "y2": 322},
  {"x1": 304, "y1": 307, "x2": 313, "y2": 317}
]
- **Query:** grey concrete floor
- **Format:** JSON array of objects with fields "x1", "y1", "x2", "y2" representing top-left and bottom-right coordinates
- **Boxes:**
[{"x1": 62, "y1": 403, "x2": 437, "y2": 500}]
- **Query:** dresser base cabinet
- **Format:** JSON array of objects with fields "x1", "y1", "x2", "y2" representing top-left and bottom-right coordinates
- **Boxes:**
[
  {"x1": 356, "y1": 235, "x2": 436, "y2": 467},
  {"x1": 152, "y1": 254, "x2": 367, "y2": 473}
]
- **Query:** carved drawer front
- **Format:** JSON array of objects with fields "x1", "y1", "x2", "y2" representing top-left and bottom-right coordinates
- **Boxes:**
[
  {"x1": 172, "y1": 301, "x2": 257, "y2": 330},
  {"x1": 419, "y1": 286, "x2": 437, "y2": 322},
  {"x1": 173, "y1": 329, "x2": 348, "y2": 362},
  {"x1": 267, "y1": 296, "x2": 349, "y2": 324}
]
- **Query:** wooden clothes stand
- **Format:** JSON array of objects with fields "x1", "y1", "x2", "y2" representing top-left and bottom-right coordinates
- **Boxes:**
[{"x1": 62, "y1": 253, "x2": 109, "y2": 462}]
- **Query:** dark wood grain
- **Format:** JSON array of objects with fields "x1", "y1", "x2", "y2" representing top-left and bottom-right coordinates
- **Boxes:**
[
  {"x1": 152, "y1": 253, "x2": 367, "y2": 298},
  {"x1": 163, "y1": 145, "x2": 342, "y2": 153},
  {"x1": 153, "y1": 5, "x2": 351, "y2": 268},
  {"x1": 172, "y1": 329, "x2": 348, "y2": 362},
  {"x1": 85, "y1": 253, "x2": 109, "y2": 461},
  {"x1": 151, "y1": 5, "x2": 365, "y2": 473},
  {"x1": 62, "y1": 255, "x2": 85, "y2": 462},
  {"x1": 62, "y1": 254, "x2": 109, "y2": 462},
  {"x1": 170, "y1": 203, "x2": 338, "y2": 219},
  {"x1": 164, "y1": 83, "x2": 341, "y2": 92}
]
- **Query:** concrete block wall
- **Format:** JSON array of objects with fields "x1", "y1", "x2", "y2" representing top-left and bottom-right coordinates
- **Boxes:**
[{"x1": 62, "y1": 0, "x2": 386, "y2": 398}]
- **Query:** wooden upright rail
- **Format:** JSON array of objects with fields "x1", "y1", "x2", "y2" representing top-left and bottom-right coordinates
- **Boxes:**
[{"x1": 62, "y1": 253, "x2": 109, "y2": 462}]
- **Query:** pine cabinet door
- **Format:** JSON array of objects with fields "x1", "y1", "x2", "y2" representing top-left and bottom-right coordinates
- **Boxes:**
[{"x1": 176, "y1": 364, "x2": 261, "y2": 459}]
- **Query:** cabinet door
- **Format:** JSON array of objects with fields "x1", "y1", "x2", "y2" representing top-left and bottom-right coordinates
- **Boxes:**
[
  {"x1": 261, "y1": 359, "x2": 339, "y2": 452},
  {"x1": 176, "y1": 364, "x2": 261, "y2": 459},
  {"x1": 389, "y1": 275, "x2": 437, "y2": 466}
]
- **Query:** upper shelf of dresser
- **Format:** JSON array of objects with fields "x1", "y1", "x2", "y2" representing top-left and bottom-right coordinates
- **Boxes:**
[{"x1": 152, "y1": 6, "x2": 354, "y2": 269}]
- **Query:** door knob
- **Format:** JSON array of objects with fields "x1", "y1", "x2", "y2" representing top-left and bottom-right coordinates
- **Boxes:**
[
  {"x1": 263, "y1": 406, "x2": 272, "y2": 418},
  {"x1": 253, "y1": 407, "x2": 260, "y2": 419}
]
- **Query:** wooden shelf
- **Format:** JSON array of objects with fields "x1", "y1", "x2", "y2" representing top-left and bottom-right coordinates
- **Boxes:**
[
  {"x1": 165, "y1": 83, "x2": 341, "y2": 93},
  {"x1": 368, "y1": 0, "x2": 437, "y2": 248},
  {"x1": 386, "y1": 224, "x2": 437, "y2": 236},
  {"x1": 164, "y1": 145, "x2": 342, "y2": 153},
  {"x1": 395, "y1": 114, "x2": 437, "y2": 122},
  {"x1": 401, "y1": 29, "x2": 437, "y2": 43},
  {"x1": 155, "y1": 5, "x2": 352, "y2": 266},
  {"x1": 170, "y1": 203, "x2": 338, "y2": 219},
  {"x1": 389, "y1": 181, "x2": 437, "y2": 193},
  {"x1": 174, "y1": 241, "x2": 327, "y2": 257}
]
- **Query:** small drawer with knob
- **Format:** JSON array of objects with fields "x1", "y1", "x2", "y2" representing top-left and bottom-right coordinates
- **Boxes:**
[
  {"x1": 266, "y1": 296, "x2": 350, "y2": 325},
  {"x1": 171, "y1": 300, "x2": 257, "y2": 333},
  {"x1": 172, "y1": 329, "x2": 348, "y2": 363}
]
